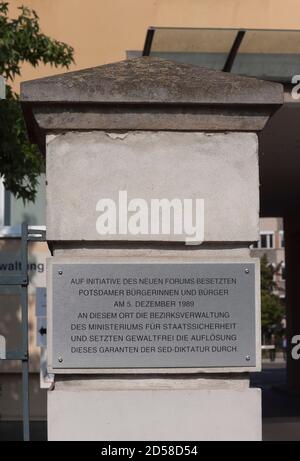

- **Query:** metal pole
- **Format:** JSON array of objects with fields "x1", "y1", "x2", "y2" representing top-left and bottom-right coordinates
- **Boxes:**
[
  {"x1": 142, "y1": 28, "x2": 155, "y2": 56},
  {"x1": 222, "y1": 30, "x2": 246, "y2": 73},
  {"x1": 21, "y1": 222, "x2": 30, "y2": 441}
]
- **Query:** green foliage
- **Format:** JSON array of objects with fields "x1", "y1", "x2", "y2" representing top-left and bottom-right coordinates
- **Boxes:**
[
  {"x1": 0, "y1": 2, "x2": 74, "y2": 201},
  {"x1": 260, "y1": 254, "x2": 284, "y2": 337}
]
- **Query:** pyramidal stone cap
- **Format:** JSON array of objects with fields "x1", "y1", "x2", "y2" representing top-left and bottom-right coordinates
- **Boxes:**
[
  {"x1": 21, "y1": 56, "x2": 283, "y2": 105},
  {"x1": 21, "y1": 57, "x2": 283, "y2": 152}
]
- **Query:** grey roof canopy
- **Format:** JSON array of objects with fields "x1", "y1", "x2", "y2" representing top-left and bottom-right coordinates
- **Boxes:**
[
  {"x1": 142, "y1": 27, "x2": 300, "y2": 82},
  {"x1": 20, "y1": 57, "x2": 283, "y2": 153}
]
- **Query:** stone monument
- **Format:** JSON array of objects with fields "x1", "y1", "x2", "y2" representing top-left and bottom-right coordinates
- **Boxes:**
[{"x1": 21, "y1": 57, "x2": 283, "y2": 441}]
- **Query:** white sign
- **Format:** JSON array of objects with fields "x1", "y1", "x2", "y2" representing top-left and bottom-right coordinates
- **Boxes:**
[
  {"x1": 0, "y1": 334, "x2": 6, "y2": 359},
  {"x1": 0, "y1": 77, "x2": 5, "y2": 99},
  {"x1": 36, "y1": 287, "x2": 47, "y2": 317},
  {"x1": 36, "y1": 317, "x2": 47, "y2": 348}
]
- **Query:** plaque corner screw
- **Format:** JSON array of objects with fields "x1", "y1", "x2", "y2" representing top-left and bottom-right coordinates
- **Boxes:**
[
  {"x1": 245, "y1": 355, "x2": 250, "y2": 361},
  {"x1": 58, "y1": 270, "x2": 63, "y2": 275},
  {"x1": 244, "y1": 268, "x2": 249, "y2": 274},
  {"x1": 58, "y1": 357, "x2": 63, "y2": 363}
]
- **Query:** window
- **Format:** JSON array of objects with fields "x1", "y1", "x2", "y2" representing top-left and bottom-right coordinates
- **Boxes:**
[
  {"x1": 254, "y1": 232, "x2": 275, "y2": 249},
  {"x1": 279, "y1": 230, "x2": 285, "y2": 248},
  {"x1": 260, "y1": 232, "x2": 274, "y2": 249},
  {"x1": 261, "y1": 234, "x2": 268, "y2": 248}
]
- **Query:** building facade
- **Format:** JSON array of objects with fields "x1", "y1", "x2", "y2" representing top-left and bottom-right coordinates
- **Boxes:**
[{"x1": 252, "y1": 218, "x2": 285, "y2": 299}]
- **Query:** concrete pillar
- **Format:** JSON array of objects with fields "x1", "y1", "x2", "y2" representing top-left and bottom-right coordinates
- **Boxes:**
[
  {"x1": 21, "y1": 57, "x2": 283, "y2": 441},
  {"x1": 284, "y1": 215, "x2": 300, "y2": 389}
]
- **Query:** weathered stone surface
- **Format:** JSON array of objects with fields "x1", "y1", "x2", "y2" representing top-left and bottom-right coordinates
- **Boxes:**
[
  {"x1": 38, "y1": 57, "x2": 266, "y2": 442},
  {"x1": 21, "y1": 57, "x2": 282, "y2": 105},
  {"x1": 46, "y1": 131, "x2": 259, "y2": 243},
  {"x1": 32, "y1": 104, "x2": 272, "y2": 132},
  {"x1": 20, "y1": 58, "x2": 283, "y2": 152}
]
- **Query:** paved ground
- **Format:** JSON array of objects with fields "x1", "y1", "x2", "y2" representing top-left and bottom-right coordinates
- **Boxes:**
[
  {"x1": 0, "y1": 421, "x2": 47, "y2": 441},
  {"x1": 251, "y1": 360, "x2": 300, "y2": 441},
  {"x1": 1, "y1": 362, "x2": 299, "y2": 441}
]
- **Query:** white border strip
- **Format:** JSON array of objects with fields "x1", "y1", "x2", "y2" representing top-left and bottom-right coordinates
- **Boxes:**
[
  {"x1": 0, "y1": 177, "x2": 4, "y2": 226},
  {"x1": 0, "y1": 225, "x2": 46, "y2": 238}
]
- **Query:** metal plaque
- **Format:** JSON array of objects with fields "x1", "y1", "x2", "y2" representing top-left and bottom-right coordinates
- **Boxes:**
[{"x1": 51, "y1": 263, "x2": 256, "y2": 369}]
